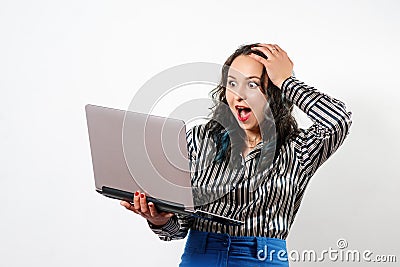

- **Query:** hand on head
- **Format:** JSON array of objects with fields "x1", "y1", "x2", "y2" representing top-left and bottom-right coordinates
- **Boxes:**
[{"x1": 249, "y1": 44, "x2": 294, "y2": 89}]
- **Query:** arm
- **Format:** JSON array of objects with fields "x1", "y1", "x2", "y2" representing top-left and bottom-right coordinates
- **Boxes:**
[
  {"x1": 250, "y1": 43, "x2": 353, "y2": 190},
  {"x1": 281, "y1": 77, "x2": 353, "y2": 179}
]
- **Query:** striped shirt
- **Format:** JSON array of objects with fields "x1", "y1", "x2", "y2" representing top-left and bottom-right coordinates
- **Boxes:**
[{"x1": 148, "y1": 76, "x2": 353, "y2": 241}]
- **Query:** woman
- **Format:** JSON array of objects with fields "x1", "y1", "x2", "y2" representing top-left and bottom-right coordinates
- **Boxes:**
[{"x1": 120, "y1": 43, "x2": 353, "y2": 266}]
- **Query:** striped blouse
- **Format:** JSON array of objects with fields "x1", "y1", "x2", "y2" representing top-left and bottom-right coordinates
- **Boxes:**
[{"x1": 148, "y1": 76, "x2": 353, "y2": 241}]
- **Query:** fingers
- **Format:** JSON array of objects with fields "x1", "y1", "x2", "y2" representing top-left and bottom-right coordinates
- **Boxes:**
[
  {"x1": 139, "y1": 192, "x2": 150, "y2": 214},
  {"x1": 133, "y1": 191, "x2": 140, "y2": 210},
  {"x1": 249, "y1": 44, "x2": 281, "y2": 65},
  {"x1": 148, "y1": 202, "x2": 157, "y2": 217},
  {"x1": 271, "y1": 44, "x2": 292, "y2": 66},
  {"x1": 121, "y1": 192, "x2": 175, "y2": 227},
  {"x1": 248, "y1": 52, "x2": 269, "y2": 66},
  {"x1": 250, "y1": 43, "x2": 292, "y2": 67},
  {"x1": 258, "y1": 43, "x2": 284, "y2": 53},
  {"x1": 120, "y1": 200, "x2": 139, "y2": 214},
  {"x1": 273, "y1": 44, "x2": 286, "y2": 54},
  {"x1": 252, "y1": 44, "x2": 287, "y2": 57},
  {"x1": 133, "y1": 190, "x2": 150, "y2": 215},
  {"x1": 124, "y1": 190, "x2": 149, "y2": 216},
  {"x1": 251, "y1": 45, "x2": 273, "y2": 60},
  {"x1": 149, "y1": 202, "x2": 174, "y2": 219}
]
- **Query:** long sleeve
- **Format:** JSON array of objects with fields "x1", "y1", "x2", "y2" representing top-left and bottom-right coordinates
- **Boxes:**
[
  {"x1": 147, "y1": 213, "x2": 194, "y2": 241},
  {"x1": 147, "y1": 126, "x2": 199, "y2": 241},
  {"x1": 281, "y1": 77, "x2": 353, "y2": 190}
]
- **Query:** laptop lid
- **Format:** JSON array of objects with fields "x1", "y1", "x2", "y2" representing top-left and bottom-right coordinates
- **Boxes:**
[{"x1": 85, "y1": 104, "x2": 195, "y2": 210}]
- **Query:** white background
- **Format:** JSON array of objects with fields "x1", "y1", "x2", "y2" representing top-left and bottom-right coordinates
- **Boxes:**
[{"x1": 1, "y1": 0, "x2": 399, "y2": 266}]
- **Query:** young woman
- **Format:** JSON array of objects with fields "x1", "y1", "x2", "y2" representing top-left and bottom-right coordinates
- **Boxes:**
[{"x1": 121, "y1": 43, "x2": 353, "y2": 266}]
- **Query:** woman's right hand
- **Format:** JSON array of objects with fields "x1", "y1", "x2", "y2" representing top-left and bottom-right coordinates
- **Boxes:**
[{"x1": 120, "y1": 191, "x2": 174, "y2": 227}]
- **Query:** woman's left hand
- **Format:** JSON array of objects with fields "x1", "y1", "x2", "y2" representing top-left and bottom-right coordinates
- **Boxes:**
[{"x1": 249, "y1": 44, "x2": 293, "y2": 89}]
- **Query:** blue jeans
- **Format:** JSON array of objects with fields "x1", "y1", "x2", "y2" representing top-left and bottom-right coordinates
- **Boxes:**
[{"x1": 179, "y1": 230, "x2": 289, "y2": 266}]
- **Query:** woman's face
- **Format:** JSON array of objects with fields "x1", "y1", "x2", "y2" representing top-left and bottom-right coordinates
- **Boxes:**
[{"x1": 225, "y1": 55, "x2": 268, "y2": 134}]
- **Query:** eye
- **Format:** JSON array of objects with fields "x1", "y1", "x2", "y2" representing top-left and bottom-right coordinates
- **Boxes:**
[
  {"x1": 227, "y1": 80, "x2": 237, "y2": 87},
  {"x1": 248, "y1": 81, "x2": 259, "y2": 89}
]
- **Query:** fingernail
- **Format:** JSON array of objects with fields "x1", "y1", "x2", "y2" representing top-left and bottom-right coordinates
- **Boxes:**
[
  {"x1": 140, "y1": 193, "x2": 144, "y2": 198},
  {"x1": 135, "y1": 191, "x2": 139, "y2": 196},
  {"x1": 148, "y1": 202, "x2": 153, "y2": 206}
]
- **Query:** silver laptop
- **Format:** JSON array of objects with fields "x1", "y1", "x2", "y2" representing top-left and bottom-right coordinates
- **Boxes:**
[{"x1": 85, "y1": 104, "x2": 243, "y2": 226}]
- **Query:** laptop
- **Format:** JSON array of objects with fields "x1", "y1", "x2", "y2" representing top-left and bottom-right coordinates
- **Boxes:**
[{"x1": 85, "y1": 104, "x2": 244, "y2": 226}]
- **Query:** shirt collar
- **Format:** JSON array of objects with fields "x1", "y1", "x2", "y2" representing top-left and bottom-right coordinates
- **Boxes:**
[{"x1": 243, "y1": 141, "x2": 264, "y2": 162}]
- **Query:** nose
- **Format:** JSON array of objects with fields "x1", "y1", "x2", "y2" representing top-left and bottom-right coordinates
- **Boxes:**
[{"x1": 232, "y1": 83, "x2": 247, "y2": 101}]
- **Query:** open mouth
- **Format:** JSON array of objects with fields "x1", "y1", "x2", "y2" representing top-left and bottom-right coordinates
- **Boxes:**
[{"x1": 235, "y1": 105, "x2": 252, "y2": 122}]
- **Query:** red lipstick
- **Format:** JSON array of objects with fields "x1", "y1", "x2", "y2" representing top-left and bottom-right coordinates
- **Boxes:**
[{"x1": 235, "y1": 105, "x2": 252, "y2": 122}]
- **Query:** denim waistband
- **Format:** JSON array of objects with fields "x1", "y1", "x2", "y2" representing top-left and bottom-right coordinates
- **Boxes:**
[{"x1": 185, "y1": 229, "x2": 287, "y2": 259}]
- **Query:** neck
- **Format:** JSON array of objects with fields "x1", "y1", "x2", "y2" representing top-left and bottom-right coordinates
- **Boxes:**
[{"x1": 244, "y1": 129, "x2": 262, "y2": 148}]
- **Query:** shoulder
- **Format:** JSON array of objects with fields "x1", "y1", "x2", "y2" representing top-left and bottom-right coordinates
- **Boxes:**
[
  {"x1": 185, "y1": 123, "x2": 213, "y2": 159},
  {"x1": 186, "y1": 123, "x2": 210, "y2": 140}
]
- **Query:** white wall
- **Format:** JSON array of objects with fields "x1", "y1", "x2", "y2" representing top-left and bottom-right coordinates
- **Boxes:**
[{"x1": 1, "y1": 0, "x2": 399, "y2": 266}]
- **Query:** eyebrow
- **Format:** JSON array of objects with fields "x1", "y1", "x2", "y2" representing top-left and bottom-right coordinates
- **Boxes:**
[{"x1": 228, "y1": 75, "x2": 261, "y2": 80}]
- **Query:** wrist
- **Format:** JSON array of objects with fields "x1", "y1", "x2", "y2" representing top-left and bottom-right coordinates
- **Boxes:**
[
  {"x1": 276, "y1": 76, "x2": 292, "y2": 89},
  {"x1": 147, "y1": 218, "x2": 170, "y2": 229},
  {"x1": 148, "y1": 220, "x2": 164, "y2": 229}
]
